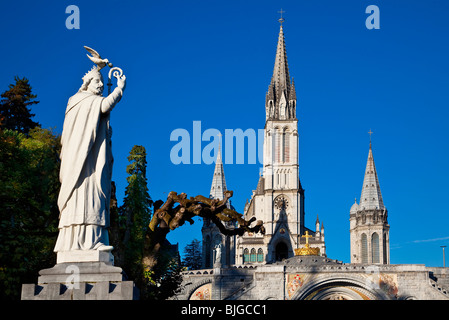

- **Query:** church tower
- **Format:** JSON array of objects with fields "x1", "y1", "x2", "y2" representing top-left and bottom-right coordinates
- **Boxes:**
[
  {"x1": 201, "y1": 143, "x2": 236, "y2": 268},
  {"x1": 236, "y1": 20, "x2": 325, "y2": 265},
  {"x1": 350, "y1": 139, "x2": 390, "y2": 264}
]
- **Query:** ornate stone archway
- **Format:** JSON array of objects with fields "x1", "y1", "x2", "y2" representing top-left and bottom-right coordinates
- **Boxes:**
[
  {"x1": 292, "y1": 276, "x2": 389, "y2": 300},
  {"x1": 187, "y1": 279, "x2": 213, "y2": 300}
]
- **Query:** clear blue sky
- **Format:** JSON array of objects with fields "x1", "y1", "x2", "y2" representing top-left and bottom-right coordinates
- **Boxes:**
[{"x1": 1, "y1": 0, "x2": 448, "y2": 266}]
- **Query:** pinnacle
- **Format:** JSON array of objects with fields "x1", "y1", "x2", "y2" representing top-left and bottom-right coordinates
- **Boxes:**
[{"x1": 210, "y1": 144, "x2": 227, "y2": 201}]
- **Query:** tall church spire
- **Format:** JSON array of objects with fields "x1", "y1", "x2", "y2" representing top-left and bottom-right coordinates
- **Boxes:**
[
  {"x1": 271, "y1": 24, "x2": 291, "y2": 99},
  {"x1": 359, "y1": 141, "x2": 385, "y2": 210},
  {"x1": 210, "y1": 141, "x2": 227, "y2": 200},
  {"x1": 266, "y1": 21, "x2": 296, "y2": 121}
]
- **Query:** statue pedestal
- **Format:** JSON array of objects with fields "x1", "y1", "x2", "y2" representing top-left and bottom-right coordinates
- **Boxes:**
[
  {"x1": 56, "y1": 250, "x2": 114, "y2": 264},
  {"x1": 21, "y1": 251, "x2": 139, "y2": 300}
]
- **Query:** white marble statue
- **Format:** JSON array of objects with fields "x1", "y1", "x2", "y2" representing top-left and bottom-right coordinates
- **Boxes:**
[
  {"x1": 214, "y1": 244, "x2": 222, "y2": 266},
  {"x1": 54, "y1": 47, "x2": 126, "y2": 254}
]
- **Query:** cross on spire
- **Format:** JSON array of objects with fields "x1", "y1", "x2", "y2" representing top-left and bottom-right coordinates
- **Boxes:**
[
  {"x1": 368, "y1": 129, "x2": 373, "y2": 148},
  {"x1": 278, "y1": 8, "x2": 285, "y2": 25}
]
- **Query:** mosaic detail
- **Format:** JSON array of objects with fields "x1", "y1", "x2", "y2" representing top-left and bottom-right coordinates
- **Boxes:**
[
  {"x1": 287, "y1": 274, "x2": 305, "y2": 298},
  {"x1": 379, "y1": 273, "x2": 398, "y2": 298},
  {"x1": 190, "y1": 283, "x2": 212, "y2": 300}
]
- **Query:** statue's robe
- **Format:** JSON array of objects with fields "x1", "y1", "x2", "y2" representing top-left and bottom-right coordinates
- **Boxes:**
[{"x1": 54, "y1": 88, "x2": 122, "y2": 252}]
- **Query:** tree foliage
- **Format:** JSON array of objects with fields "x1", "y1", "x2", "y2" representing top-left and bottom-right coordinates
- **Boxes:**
[
  {"x1": 109, "y1": 145, "x2": 185, "y2": 299},
  {"x1": 143, "y1": 241, "x2": 183, "y2": 300},
  {"x1": 0, "y1": 127, "x2": 61, "y2": 299},
  {"x1": 109, "y1": 145, "x2": 155, "y2": 296},
  {"x1": 183, "y1": 239, "x2": 202, "y2": 270},
  {"x1": 0, "y1": 78, "x2": 60, "y2": 300},
  {"x1": 0, "y1": 76, "x2": 40, "y2": 135}
]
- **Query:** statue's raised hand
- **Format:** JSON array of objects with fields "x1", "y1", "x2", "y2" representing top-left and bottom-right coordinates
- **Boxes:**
[{"x1": 117, "y1": 75, "x2": 126, "y2": 91}]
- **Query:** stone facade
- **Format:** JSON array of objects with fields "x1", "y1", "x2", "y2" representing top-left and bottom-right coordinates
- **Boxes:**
[{"x1": 175, "y1": 256, "x2": 449, "y2": 300}]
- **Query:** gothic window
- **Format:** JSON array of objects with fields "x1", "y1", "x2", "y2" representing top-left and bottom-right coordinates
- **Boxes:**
[
  {"x1": 257, "y1": 249, "x2": 264, "y2": 262},
  {"x1": 372, "y1": 233, "x2": 380, "y2": 263},
  {"x1": 383, "y1": 233, "x2": 388, "y2": 263},
  {"x1": 243, "y1": 248, "x2": 249, "y2": 263},
  {"x1": 283, "y1": 130, "x2": 290, "y2": 163},
  {"x1": 250, "y1": 249, "x2": 256, "y2": 262},
  {"x1": 361, "y1": 233, "x2": 368, "y2": 263},
  {"x1": 274, "y1": 131, "x2": 281, "y2": 163}
]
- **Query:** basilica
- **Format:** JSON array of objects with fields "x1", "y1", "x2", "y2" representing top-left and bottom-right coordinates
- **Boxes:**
[{"x1": 173, "y1": 21, "x2": 449, "y2": 300}]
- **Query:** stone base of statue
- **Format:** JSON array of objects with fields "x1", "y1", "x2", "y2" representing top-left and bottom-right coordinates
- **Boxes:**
[{"x1": 21, "y1": 251, "x2": 139, "y2": 300}]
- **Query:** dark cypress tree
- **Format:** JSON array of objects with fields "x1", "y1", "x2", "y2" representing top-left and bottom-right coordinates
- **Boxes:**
[
  {"x1": 0, "y1": 77, "x2": 40, "y2": 134},
  {"x1": 183, "y1": 239, "x2": 202, "y2": 270},
  {"x1": 114, "y1": 146, "x2": 153, "y2": 288}
]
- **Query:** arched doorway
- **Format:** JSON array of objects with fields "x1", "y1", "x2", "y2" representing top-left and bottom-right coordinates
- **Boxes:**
[
  {"x1": 275, "y1": 242, "x2": 288, "y2": 261},
  {"x1": 292, "y1": 278, "x2": 388, "y2": 300}
]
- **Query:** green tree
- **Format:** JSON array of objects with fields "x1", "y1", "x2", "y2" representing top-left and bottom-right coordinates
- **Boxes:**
[
  {"x1": 110, "y1": 146, "x2": 153, "y2": 291},
  {"x1": 144, "y1": 242, "x2": 183, "y2": 300},
  {"x1": 0, "y1": 127, "x2": 61, "y2": 299},
  {"x1": 183, "y1": 239, "x2": 202, "y2": 270},
  {"x1": 109, "y1": 145, "x2": 184, "y2": 299},
  {"x1": 0, "y1": 76, "x2": 40, "y2": 135}
]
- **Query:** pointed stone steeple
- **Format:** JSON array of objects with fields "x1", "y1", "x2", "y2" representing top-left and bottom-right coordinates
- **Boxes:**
[
  {"x1": 359, "y1": 142, "x2": 385, "y2": 210},
  {"x1": 271, "y1": 25, "x2": 291, "y2": 99},
  {"x1": 350, "y1": 138, "x2": 390, "y2": 264},
  {"x1": 203, "y1": 141, "x2": 236, "y2": 269},
  {"x1": 265, "y1": 23, "x2": 296, "y2": 121},
  {"x1": 210, "y1": 142, "x2": 227, "y2": 201}
]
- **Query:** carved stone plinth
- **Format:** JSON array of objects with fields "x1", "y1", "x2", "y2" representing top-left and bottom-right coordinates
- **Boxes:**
[
  {"x1": 21, "y1": 257, "x2": 139, "y2": 300},
  {"x1": 56, "y1": 250, "x2": 114, "y2": 264}
]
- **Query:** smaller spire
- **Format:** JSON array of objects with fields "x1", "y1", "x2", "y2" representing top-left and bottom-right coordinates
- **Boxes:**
[
  {"x1": 359, "y1": 138, "x2": 385, "y2": 210},
  {"x1": 289, "y1": 77, "x2": 296, "y2": 101},
  {"x1": 210, "y1": 137, "x2": 227, "y2": 201}
]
